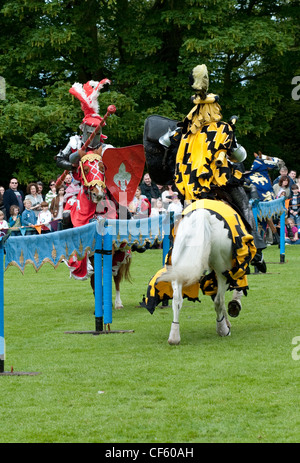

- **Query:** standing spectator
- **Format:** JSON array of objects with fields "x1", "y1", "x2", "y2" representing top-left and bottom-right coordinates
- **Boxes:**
[
  {"x1": 161, "y1": 184, "x2": 177, "y2": 210},
  {"x1": 167, "y1": 193, "x2": 183, "y2": 214},
  {"x1": 287, "y1": 184, "x2": 300, "y2": 227},
  {"x1": 139, "y1": 173, "x2": 160, "y2": 203},
  {"x1": 0, "y1": 210, "x2": 8, "y2": 230},
  {"x1": 0, "y1": 186, "x2": 6, "y2": 219},
  {"x1": 64, "y1": 173, "x2": 73, "y2": 188},
  {"x1": 25, "y1": 183, "x2": 43, "y2": 218},
  {"x1": 273, "y1": 175, "x2": 291, "y2": 199},
  {"x1": 37, "y1": 201, "x2": 52, "y2": 231},
  {"x1": 36, "y1": 181, "x2": 45, "y2": 200},
  {"x1": 45, "y1": 180, "x2": 57, "y2": 205},
  {"x1": 288, "y1": 169, "x2": 297, "y2": 186},
  {"x1": 8, "y1": 205, "x2": 21, "y2": 228},
  {"x1": 150, "y1": 198, "x2": 167, "y2": 217},
  {"x1": 272, "y1": 166, "x2": 289, "y2": 186},
  {"x1": 21, "y1": 199, "x2": 36, "y2": 230},
  {"x1": 129, "y1": 186, "x2": 151, "y2": 218},
  {"x1": 8, "y1": 205, "x2": 21, "y2": 236},
  {"x1": 50, "y1": 186, "x2": 66, "y2": 220},
  {"x1": 3, "y1": 178, "x2": 24, "y2": 219}
]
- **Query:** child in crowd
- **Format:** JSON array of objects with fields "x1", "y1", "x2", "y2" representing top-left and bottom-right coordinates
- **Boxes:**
[
  {"x1": 8, "y1": 205, "x2": 21, "y2": 228},
  {"x1": 0, "y1": 210, "x2": 8, "y2": 229},
  {"x1": 167, "y1": 193, "x2": 183, "y2": 214},
  {"x1": 37, "y1": 201, "x2": 52, "y2": 231},
  {"x1": 129, "y1": 186, "x2": 151, "y2": 218},
  {"x1": 150, "y1": 198, "x2": 167, "y2": 217},
  {"x1": 285, "y1": 217, "x2": 300, "y2": 244},
  {"x1": 21, "y1": 199, "x2": 37, "y2": 227}
]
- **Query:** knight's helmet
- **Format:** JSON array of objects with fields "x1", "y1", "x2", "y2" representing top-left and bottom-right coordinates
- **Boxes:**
[
  {"x1": 69, "y1": 79, "x2": 111, "y2": 148},
  {"x1": 188, "y1": 64, "x2": 246, "y2": 163}
]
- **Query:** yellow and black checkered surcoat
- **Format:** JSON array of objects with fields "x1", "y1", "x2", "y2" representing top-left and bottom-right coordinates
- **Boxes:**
[{"x1": 175, "y1": 121, "x2": 242, "y2": 200}]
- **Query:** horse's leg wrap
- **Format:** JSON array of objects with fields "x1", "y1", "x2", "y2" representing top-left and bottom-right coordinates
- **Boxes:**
[
  {"x1": 216, "y1": 316, "x2": 231, "y2": 336},
  {"x1": 168, "y1": 282, "x2": 182, "y2": 345}
]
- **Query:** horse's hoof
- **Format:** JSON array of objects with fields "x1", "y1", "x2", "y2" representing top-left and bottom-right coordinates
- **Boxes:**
[
  {"x1": 228, "y1": 300, "x2": 241, "y2": 318},
  {"x1": 168, "y1": 338, "x2": 180, "y2": 345},
  {"x1": 114, "y1": 303, "x2": 124, "y2": 309}
]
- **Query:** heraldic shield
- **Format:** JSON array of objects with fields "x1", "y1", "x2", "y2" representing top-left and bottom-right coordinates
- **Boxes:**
[{"x1": 102, "y1": 145, "x2": 145, "y2": 205}]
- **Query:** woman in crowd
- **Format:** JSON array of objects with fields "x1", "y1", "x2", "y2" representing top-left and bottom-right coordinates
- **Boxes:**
[
  {"x1": 273, "y1": 175, "x2": 291, "y2": 199},
  {"x1": 25, "y1": 182, "x2": 43, "y2": 217},
  {"x1": 45, "y1": 180, "x2": 57, "y2": 205},
  {"x1": 50, "y1": 185, "x2": 66, "y2": 220}
]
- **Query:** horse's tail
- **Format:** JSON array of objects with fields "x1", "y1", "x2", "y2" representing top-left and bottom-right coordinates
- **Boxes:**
[
  {"x1": 114, "y1": 250, "x2": 132, "y2": 283},
  {"x1": 160, "y1": 209, "x2": 212, "y2": 286}
]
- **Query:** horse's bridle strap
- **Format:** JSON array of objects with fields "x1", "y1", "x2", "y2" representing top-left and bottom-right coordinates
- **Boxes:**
[{"x1": 95, "y1": 249, "x2": 113, "y2": 255}]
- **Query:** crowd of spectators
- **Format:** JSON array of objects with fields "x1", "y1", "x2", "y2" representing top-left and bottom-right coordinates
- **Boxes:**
[
  {"x1": 0, "y1": 176, "x2": 72, "y2": 236},
  {"x1": 1, "y1": 166, "x2": 299, "y2": 246},
  {"x1": 268, "y1": 168, "x2": 300, "y2": 245}
]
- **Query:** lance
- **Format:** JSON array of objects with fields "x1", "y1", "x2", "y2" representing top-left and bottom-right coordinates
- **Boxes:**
[{"x1": 55, "y1": 105, "x2": 116, "y2": 188}]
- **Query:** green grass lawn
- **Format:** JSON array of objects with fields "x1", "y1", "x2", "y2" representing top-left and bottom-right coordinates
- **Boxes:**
[{"x1": 1, "y1": 244, "x2": 299, "y2": 443}]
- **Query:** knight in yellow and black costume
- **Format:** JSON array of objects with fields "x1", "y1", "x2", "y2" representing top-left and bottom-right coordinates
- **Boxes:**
[{"x1": 141, "y1": 64, "x2": 266, "y2": 314}]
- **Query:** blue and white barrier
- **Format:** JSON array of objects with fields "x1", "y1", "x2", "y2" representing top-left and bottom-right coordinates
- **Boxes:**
[{"x1": 251, "y1": 196, "x2": 286, "y2": 262}]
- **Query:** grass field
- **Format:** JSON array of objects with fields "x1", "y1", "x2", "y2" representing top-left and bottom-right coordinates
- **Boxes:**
[{"x1": 1, "y1": 244, "x2": 299, "y2": 443}]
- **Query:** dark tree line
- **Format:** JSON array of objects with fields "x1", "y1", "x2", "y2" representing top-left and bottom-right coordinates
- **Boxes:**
[{"x1": 0, "y1": 0, "x2": 299, "y2": 188}]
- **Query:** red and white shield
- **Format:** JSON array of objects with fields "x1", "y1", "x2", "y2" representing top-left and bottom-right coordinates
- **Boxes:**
[{"x1": 102, "y1": 145, "x2": 145, "y2": 206}]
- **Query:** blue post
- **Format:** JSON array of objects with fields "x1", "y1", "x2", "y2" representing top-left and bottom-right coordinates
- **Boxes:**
[
  {"x1": 94, "y1": 231, "x2": 103, "y2": 332},
  {"x1": 0, "y1": 239, "x2": 4, "y2": 373},
  {"x1": 103, "y1": 226, "x2": 113, "y2": 326},
  {"x1": 251, "y1": 200, "x2": 258, "y2": 229},
  {"x1": 280, "y1": 209, "x2": 286, "y2": 263},
  {"x1": 162, "y1": 211, "x2": 174, "y2": 265},
  {"x1": 162, "y1": 234, "x2": 170, "y2": 265}
]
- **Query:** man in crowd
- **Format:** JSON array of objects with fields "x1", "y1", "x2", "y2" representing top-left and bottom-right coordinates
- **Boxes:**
[
  {"x1": 3, "y1": 178, "x2": 24, "y2": 219},
  {"x1": 139, "y1": 173, "x2": 160, "y2": 203}
]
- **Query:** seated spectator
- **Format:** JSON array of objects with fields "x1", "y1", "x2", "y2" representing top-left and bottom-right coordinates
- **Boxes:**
[
  {"x1": 45, "y1": 180, "x2": 57, "y2": 205},
  {"x1": 287, "y1": 184, "x2": 300, "y2": 226},
  {"x1": 0, "y1": 210, "x2": 8, "y2": 230},
  {"x1": 150, "y1": 198, "x2": 167, "y2": 217},
  {"x1": 285, "y1": 217, "x2": 300, "y2": 244},
  {"x1": 167, "y1": 192, "x2": 183, "y2": 214},
  {"x1": 25, "y1": 182, "x2": 43, "y2": 217},
  {"x1": 273, "y1": 175, "x2": 291, "y2": 199},
  {"x1": 129, "y1": 186, "x2": 151, "y2": 219},
  {"x1": 139, "y1": 173, "x2": 160, "y2": 203}
]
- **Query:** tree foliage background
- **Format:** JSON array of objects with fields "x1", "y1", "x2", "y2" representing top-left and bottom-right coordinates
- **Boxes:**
[{"x1": 0, "y1": 0, "x2": 299, "y2": 188}]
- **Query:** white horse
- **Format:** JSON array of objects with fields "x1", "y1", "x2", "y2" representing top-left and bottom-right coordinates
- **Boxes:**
[{"x1": 159, "y1": 207, "x2": 246, "y2": 344}]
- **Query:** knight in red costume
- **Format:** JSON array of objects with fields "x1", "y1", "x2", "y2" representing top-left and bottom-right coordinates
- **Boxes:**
[{"x1": 56, "y1": 79, "x2": 113, "y2": 171}]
